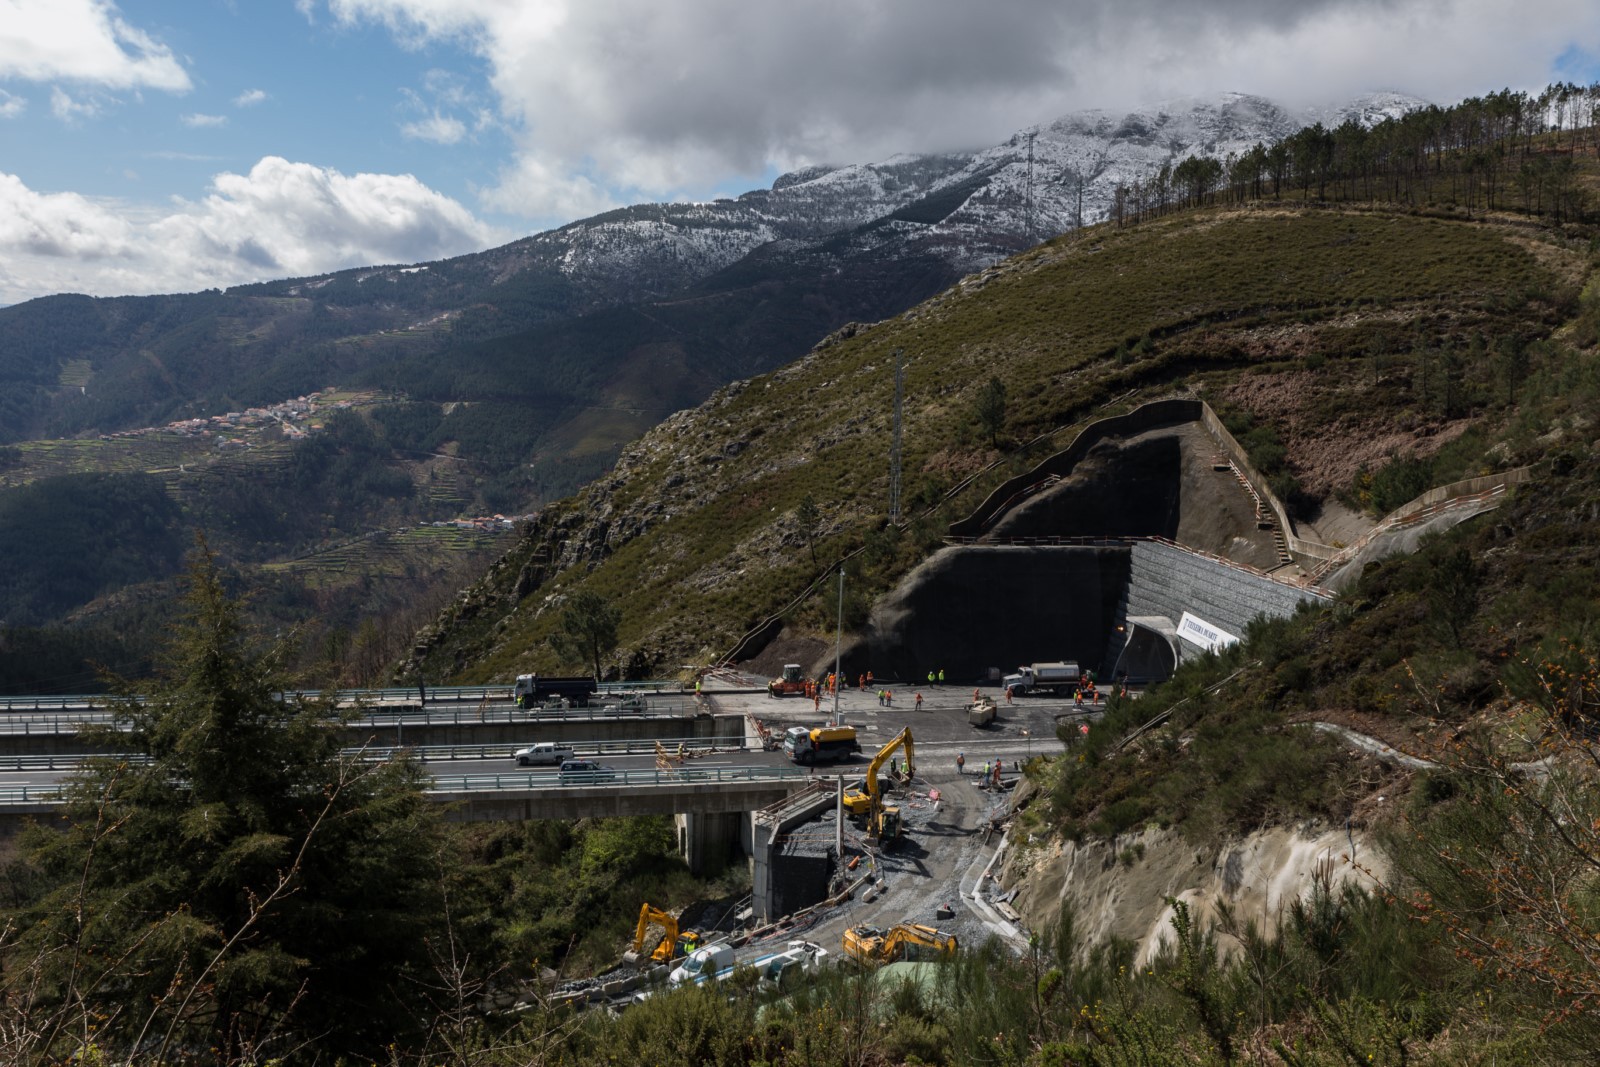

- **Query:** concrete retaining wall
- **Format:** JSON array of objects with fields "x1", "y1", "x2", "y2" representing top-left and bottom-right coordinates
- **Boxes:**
[
  {"x1": 1407, "y1": 466, "x2": 1533, "y2": 510},
  {"x1": 1116, "y1": 541, "x2": 1329, "y2": 669}
]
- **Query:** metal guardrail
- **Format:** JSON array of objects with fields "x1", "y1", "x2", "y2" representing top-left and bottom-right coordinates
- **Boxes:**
[
  {"x1": 428, "y1": 765, "x2": 812, "y2": 792},
  {"x1": 0, "y1": 701, "x2": 702, "y2": 735},
  {"x1": 0, "y1": 680, "x2": 686, "y2": 714},
  {"x1": 0, "y1": 763, "x2": 808, "y2": 808},
  {"x1": 0, "y1": 694, "x2": 110, "y2": 711},
  {"x1": 0, "y1": 735, "x2": 748, "y2": 773},
  {"x1": 0, "y1": 785, "x2": 65, "y2": 805}
]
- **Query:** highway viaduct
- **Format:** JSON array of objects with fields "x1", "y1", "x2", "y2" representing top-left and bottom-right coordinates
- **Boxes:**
[{"x1": 0, "y1": 687, "x2": 814, "y2": 887}]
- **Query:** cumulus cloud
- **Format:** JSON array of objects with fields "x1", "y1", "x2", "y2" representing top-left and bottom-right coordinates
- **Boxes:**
[
  {"x1": 0, "y1": 159, "x2": 505, "y2": 304},
  {"x1": 315, "y1": 0, "x2": 1600, "y2": 219},
  {"x1": 233, "y1": 88, "x2": 268, "y2": 107},
  {"x1": 181, "y1": 112, "x2": 227, "y2": 128},
  {"x1": 0, "y1": 0, "x2": 189, "y2": 91},
  {"x1": 0, "y1": 89, "x2": 24, "y2": 118}
]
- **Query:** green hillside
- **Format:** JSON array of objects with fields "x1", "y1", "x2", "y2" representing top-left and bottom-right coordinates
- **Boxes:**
[{"x1": 404, "y1": 203, "x2": 1577, "y2": 683}]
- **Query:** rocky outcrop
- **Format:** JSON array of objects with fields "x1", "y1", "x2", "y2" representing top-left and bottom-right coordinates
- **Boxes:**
[{"x1": 1002, "y1": 822, "x2": 1390, "y2": 966}]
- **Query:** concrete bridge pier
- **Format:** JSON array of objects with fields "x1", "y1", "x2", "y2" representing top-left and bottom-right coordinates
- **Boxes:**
[
  {"x1": 748, "y1": 784, "x2": 838, "y2": 922},
  {"x1": 675, "y1": 810, "x2": 745, "y2": 875}
]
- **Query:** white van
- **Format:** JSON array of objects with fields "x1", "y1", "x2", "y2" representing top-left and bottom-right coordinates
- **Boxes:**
[
  {"x1": 669, "y1": 942, "x2": 735, "y2": 986},
  {"x1": 513, "y1": 742, "x2": 576, "y2": 767}
]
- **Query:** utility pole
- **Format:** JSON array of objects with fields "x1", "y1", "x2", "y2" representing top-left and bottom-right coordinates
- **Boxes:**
[
  {"x1": 889, "y1": 347, "x2": 904, "y2": 525},
  {"x1": 1025, "y1": 131, "x2": 1036, "y2": 244}
]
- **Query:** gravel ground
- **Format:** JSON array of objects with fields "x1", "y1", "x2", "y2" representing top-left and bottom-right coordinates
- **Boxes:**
[{"x1": 744, "y1": 765, "x2": 1022, "y2": 960}]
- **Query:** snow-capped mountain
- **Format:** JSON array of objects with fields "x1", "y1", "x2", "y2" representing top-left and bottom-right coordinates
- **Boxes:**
[
  {"x1": 1, "y1": 90, "x2": 1426, "y2": 459},
  {"x1": 438, "y1": 90, "x2": 1427, "y2": 306}
]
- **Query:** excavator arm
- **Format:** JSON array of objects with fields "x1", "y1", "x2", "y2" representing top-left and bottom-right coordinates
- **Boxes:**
[
  {"x1": 844, "y1": 727, "x2": 915, "y2": 816},
  {"x1": 844, "y1": 922, "x2": 956, "y2": 965},
  {"x1": 884, "y1": 923, "x2": 957, "y2": 961}
]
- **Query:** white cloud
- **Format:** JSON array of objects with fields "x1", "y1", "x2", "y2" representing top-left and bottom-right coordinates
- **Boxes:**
[
  {"x1": 233, "y1": 88, "x2": 268, "y2": 107},
  {"x1": 0, "y1": 89, "x2": 24, "y2": 118},
  {"x1": 0, "y1": 159, "x2": 505, "y2": 304},
  {"x1": 0, "y1": 0, "x2": 190, "y2": 91},
  {"x1": 478, "y1": 153, "x2": 617, "y2": 221},
  {"x1": 401, "y1": 111, "x2": 466, "y2": 143},
  {"x1": 0, "y1": 173, "x2": 133, "y2": 263},
  {"x1": 313, "y1": 0, "x2": 1600, "y2": 221},
  {"x1": 50, "y1": 86, "x2": 102, "y2": 122},
  {"x1": 181, "y1": 112, "x2": 227, "y2": 128}
]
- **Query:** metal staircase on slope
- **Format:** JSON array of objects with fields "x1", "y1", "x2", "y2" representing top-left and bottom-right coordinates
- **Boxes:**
[{"x1": 1214, "y1": 454, "x2": 1293, "y2": 567}]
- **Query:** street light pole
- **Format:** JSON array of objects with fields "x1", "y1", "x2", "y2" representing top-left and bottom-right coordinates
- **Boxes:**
[{"x1": 833, "y1": 566, "x2": 844, "y2": 725}]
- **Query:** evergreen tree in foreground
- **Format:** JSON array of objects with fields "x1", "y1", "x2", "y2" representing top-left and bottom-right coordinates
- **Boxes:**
[{"x1": 6, "y1": 544, "x2": 447, "y2": 1065}]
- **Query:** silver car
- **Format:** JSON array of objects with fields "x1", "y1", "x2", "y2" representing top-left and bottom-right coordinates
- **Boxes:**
[{"x1": 513, "y1": 742, "x2": 576, "y2": 767}]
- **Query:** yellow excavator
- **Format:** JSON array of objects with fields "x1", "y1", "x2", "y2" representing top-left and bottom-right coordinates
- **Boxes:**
[
  {"x1": 843, "y1": 727, "x2": 914, "y2": 842},
  {"x1": 623, "y1": 903, "x2": 702, "y2": 965},
  {"x1": 842, "y1": 922, "x2": 958, "y2": 965}
]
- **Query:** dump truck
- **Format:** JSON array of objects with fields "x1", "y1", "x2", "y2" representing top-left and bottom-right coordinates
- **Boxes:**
[
  {"x1": 967, "y1": 696, "x2": 998, "y2": 727},
  {"x1": 842, "y1": 923, "x2": 958, "y2": 965},
  {"x1": 514, "y1": 673, "x2": 598, "y2": 708},
  {"x1": 1001, "y1": 661, "x2": 1080, "y2": 697},
  {"x1": 623, "y1": 903, "x2": 701, "y2": 965},
  {"x1": 767, "y1": 663, "x2": 808, "y2": 698},
  {"x1": 782, "y1": 724, "x2": 860, "y2": 765},
  {"x1": 843, "y1": 727, "x2": 913, "y2": 842}
]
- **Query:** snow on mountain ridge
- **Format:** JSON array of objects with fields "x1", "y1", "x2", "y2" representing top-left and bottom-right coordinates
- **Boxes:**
[{"x1": 453, "y1": 91, "x2": 1429, "y2": 312}]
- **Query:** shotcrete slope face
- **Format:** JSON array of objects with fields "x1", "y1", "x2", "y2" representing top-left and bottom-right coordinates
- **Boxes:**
[
  {"x1": 989, "y1": 423, "x2": 1281, "y2": 569},
  {"x1": 864, "y1": 423, "x2": 1282, "y2": 680},
  {"x1": 865, "y1": 545, "x2": 1130, "y2": 683}
]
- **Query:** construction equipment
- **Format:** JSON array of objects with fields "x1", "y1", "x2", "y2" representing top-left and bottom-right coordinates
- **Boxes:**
[
  {"x1": 842, "y1": 923, "x2": 958, "y2": 966},
  {"x1": 968, "y1": 696, "x2": 997, "y2": 727},
  {"x1": 767, "y1": 663, "x2": 808, "y2": 698},
  {"x1": 842, "y1": 728, "x2": 914, "y2": 842},
  {"x1": 1002, "y1": 661, "x2": 1080, "y2": 697},
  {"x1": 782, "y1": 725, "x2": 860, "y2": 764},
  {"x1": 623, "y1": 903, "x2": 701, "y2": 965}
]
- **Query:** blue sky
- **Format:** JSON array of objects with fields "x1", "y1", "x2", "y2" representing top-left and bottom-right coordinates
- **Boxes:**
[
  {"x1": 11, "y1": 5, "x2": 500, "y2": 203},
  {"x1": 1, "y1": 0, "x2": 1598, "y2": 305}
]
